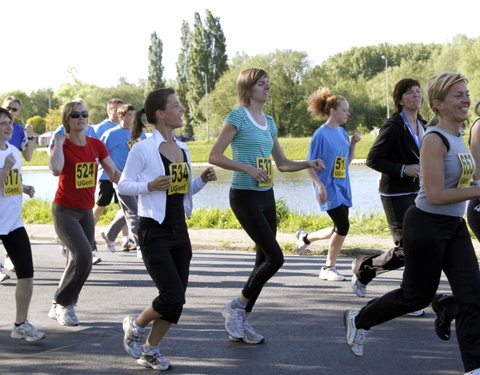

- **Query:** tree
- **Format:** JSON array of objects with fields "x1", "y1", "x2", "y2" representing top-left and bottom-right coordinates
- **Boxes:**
[
  {"x1": 147, "y1": 32, "x2": 165, "y2": 92},
  {"x1": 176, "y1": 20, "x2": 193, "y2": 134},
  {"x1": 26, "y1": 115, "x2": 46, "y2": 134}
]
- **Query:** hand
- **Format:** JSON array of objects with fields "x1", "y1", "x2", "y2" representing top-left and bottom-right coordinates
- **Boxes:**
[
  {"x1": 54, "y1": 134, "x2": 66, "y2": 146},
  {"x1": 248, "y1": 166, "x2": 269, "y2": 184},
  {"x1": 201, "y1": 167, "x2": 217, "y2": 183},
  {"x1": 351, "y1": 131, "x2": 361, "y2": 143},
  {"x1": 148, "y1": 175, "x2": 172, "y2": 191},
  {"x1": 25, "y1": 124, "x2": 34, "y2": 137},
  {"x1": 316, "y1": 183, "x2": 327, "y2": 204},
  {"x1": 23, "y1": 185, "x2": 35, "y2": 198},
  {"x1": 3, "y1": 153, "x2": 16, "y2": 170},
  {"x1": 308, "y1": 159, "x2": 325, "y2": 172},
  {"x1": 404, "y1": 164, "x2": 420, "y2": 178}
]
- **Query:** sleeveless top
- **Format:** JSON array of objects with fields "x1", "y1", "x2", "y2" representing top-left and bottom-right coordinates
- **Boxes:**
[{"x1": 415, "y1": 126, "x2": 475, "y2": 217}]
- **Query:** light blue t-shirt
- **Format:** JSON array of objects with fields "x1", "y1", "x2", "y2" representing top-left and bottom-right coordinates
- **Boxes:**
[
  {"x1": 100, "y1": 126, "x2": 146, "y2": 179},
  {"x1": 48, "y1": 124, "x2": 97, "y2": 149},
  {"x1": 226, "y1": 106, "x2": 277, "y2": 191},
  {"x1": 307, "y1": 124, "x2": 352, "y2": 211},
  {"x1": 95, "y1": 119, "x2": 119, "y2": 139}
]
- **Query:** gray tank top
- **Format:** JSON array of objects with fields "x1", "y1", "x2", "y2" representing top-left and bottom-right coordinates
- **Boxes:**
[{"x1": 415, "y1": 126, "x2": 475, "y2": 217}]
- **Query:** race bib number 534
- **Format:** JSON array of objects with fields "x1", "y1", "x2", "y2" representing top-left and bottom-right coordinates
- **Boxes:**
[{"x1": 168, "y1": 162, "x2": 190, "y2": 195}]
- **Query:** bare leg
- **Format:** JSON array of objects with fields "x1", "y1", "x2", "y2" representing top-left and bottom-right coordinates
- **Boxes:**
[
  {"x1": 326, "y1": 233, "x2": 346, "y2": 267},
  {"x1": 306, "y1": 226, "x2": 334, "y2": 242},
  {"x1": 135, "y1": 305, "x2": 172, "y2": 348},
  {"x1": 15, "y1": 278, "x2": 33, "y2": 324}
]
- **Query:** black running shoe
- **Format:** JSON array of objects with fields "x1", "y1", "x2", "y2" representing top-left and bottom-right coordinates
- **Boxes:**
[{"x1": 431, "y1": 293, "x2": 452, "y2": 341}]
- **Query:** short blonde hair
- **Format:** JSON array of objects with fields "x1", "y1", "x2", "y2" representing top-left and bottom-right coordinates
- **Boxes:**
[
  {"x1": 425, "y1": 72, "x2": 468, "y2": 126},
  {"x1": 236, "y1": 67, "x2": 268, "y2": 107}
]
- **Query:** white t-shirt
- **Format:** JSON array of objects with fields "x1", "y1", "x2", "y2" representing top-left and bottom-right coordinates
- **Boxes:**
[{"x1": 0, "y1": 144, "x2": 24, "y2": 234}]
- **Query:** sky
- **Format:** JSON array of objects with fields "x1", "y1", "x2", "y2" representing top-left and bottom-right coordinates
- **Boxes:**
[{"x1": 2, "y1": 0, "x2": 479, "y2": 94}]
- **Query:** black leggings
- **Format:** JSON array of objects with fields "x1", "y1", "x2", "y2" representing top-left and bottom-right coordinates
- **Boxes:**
[
  {"x1": 1, "y1": 226, "x2": 33, "y2": 279},
  {"x1": 229, "y1": 188, "x2": 284, "y2": 313},
  {"x1": 138, "y1": 217, "x2": 192, "y2": 324},
  {"x1": 326, "y1": 204, "x2": 350, "y2": 236},
  {"x1": 467, "y1": 199, "x2": 480, "y2": 240},
  {"x1": 355, "y1": 206, "x2": 480, "y2": 372}
]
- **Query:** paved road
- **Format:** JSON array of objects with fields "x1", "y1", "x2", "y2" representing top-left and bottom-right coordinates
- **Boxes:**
[{"x1": 0, "y1": 241, "x2": 463, "y2": 375}]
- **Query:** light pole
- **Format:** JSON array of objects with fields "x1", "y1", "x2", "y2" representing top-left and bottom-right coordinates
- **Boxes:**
[
  {"x1": 381, "y1": 55, "x2": 390, "y2": 118},
  {"x1": 202, "y1": 71, "x2": 209, "y2": 141}
]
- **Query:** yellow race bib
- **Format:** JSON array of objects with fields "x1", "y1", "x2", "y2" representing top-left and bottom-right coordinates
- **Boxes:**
[
  {"x1": 75, "y1": 162, "x2": 96, "y2": 189},
  {"x1": 333, "y1": 156, "x2": 346, "y2": 178},
  {"x1": 256, "y1": 157, "x2": 273, "y2": 187},
  {"x1": 168, "y1": 162, "x2": 190, "y2": 195},
  {"x1": 127, "y1": 139, "x2": 140, "y2": 150},
  {"x1": 3, "y1": 168, "x2": 22, "y2": 196},
  {"x1": 457, "y1": 153, "x2": 475, "y2": 188}
]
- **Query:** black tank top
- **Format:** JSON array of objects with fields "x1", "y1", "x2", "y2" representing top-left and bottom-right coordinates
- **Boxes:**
[{"x1": 160, "y1": 149, "x2": 186, "y2": 224}]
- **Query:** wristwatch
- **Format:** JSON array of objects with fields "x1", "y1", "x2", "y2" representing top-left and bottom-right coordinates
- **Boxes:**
[{"x1": 27, "y1": 136, "x2": 36, "y2": 140}]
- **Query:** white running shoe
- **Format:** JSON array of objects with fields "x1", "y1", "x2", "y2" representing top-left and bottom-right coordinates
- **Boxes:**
[
  {"x1": 10, "y1": 321, "x2": 45, "y2": 342},
  {"x1": 48, "y1": 302, "x2": 57, "y2": 320},
  {"x1": 101, "y1": 231, "x2": 117, "y2": 253},
  {"x1": 351, "y1": 274, "x2": 367, "y2": 297},
  {"x1": 0, "y1": 264, "x2": 10, "y2": 283},
  {"x1": 465, "y1": 368, "x2": 480, "y2": 375},
  {"x1": 92, "y1": 254, "x2": 102, "y2": 265},
  {"x1": 55, "y1": 236, "x2": 67, "y2": 257},
  {"x1": 137, "y1": 347, "x2": 172, "y2": 371},
  {"x1": 56, "y1": 304, "x2": 79, "y2": 326},
  {"x1": 344, "y1": 309, "x2": 369, "y2": 357},
  {"x1": 123, "y1": 315, "x2": 147, "y2": 359},
  {"x1": 406, "y1": 309, "x2": 425, "y2": 317},
  {"x1": 319, "y1": 266, "x2": 346, "y2": 281},
  {"x1": 295, "y1": 229, "x2": 309, "y2": 254},
  {"x1": 136, "y1": 248, "x2": 143, "y2": 259},
  {"x1": 221, "y1": 299, "x2": 246, "y2": 339},
  {"x1": 4, "y1": 256, "x2": 15, "y2": 272}
]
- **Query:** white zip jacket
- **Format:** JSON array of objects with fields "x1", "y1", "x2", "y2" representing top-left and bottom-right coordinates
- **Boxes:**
[{"x1": 118, "y1": 129, "x2": 206, "y2": 224}]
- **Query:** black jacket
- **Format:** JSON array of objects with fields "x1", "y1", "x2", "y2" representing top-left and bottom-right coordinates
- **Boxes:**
[{"x1": 366, "y1": 113, "x2": 427, "y2": 195}]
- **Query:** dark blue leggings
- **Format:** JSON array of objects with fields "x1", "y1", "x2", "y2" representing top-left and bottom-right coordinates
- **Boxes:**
[{"x1": 229, "y1": 188, "x2": 284, "y2": 313}]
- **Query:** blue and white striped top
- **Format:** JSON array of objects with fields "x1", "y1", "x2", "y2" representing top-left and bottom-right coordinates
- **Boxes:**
[{"x1": 226, "y1": 106, "x2": 278, "y2": 190}]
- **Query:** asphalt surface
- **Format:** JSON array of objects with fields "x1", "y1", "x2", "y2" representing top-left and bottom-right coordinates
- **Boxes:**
[{"x1": 0, "y1": 237, "x2": 464, "y2": 375}]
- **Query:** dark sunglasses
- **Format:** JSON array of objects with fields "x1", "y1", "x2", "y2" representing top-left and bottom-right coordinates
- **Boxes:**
[
  {"x1": 6, "y1": 107, "x2": 19, "y2": 113},
  {"x1": 70, "y1": 111, "x2": 89, "y2": 119}
]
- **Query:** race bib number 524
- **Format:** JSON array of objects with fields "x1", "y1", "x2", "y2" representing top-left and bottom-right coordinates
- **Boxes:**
[{"x1": 75, "y1": 162, "x2": 96, "y2": 189}]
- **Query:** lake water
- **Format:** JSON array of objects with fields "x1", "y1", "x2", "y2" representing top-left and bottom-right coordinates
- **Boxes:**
[{"x1": 22, "y1": 165, "x2": 383, "y2": 216}]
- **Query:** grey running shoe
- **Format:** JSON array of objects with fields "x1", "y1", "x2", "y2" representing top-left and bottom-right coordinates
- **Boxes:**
[
  {"x1": 101, "y1": 231, "x2": 117, "y2": 253},
  {"x1": 351, "y1": 274, "x2": 367, "y2": 298},
  {"x1": 122, "y1": 239, "x2": 136, "y2": 252},
  {"x1": 406, "y1": 309, "x2": 425, "y2": 317},
  {"x1": 55, "y1": 236, "x2": 67, "y2": 257},
  {"x1": 344, "y1": 309, "x2": 369, "y2": 357},
  {"x1": 221, "y1": 299, "x2": 245, "y2": 339},
  {"x1": 295, "y1": 229, "x2": 309, "y2": 254},
  {"x1": 10, "y1": 320, "x2": 45, "y2": 342},
  {"x1": 123, "y1": 315, "x2": 147, "y2": 359},
  {"x1": 56, "y1": 304, "x2": 79, "y2": 327},
  {"x1": 137, "y1": 347, "x2": 172, "y2": 371},
  {"x1": 464, "y1": 368, "x2": 480, "y2": 375}
]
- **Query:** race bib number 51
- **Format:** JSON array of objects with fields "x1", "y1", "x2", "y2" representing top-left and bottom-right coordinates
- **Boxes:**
[
  {"x1": 168, "y1": 162, "x2": 190, "y2": 195},
  {"x1": 256, "y1": 157, "x2": 273, "y2": 187},
  {"x1": 333, "y1": 156, "x2": 346, "y2": 178},
  {"x1": 3, "y1": 168, "x2": 22, "y2": 196},
  {"x1": 75, "y1": 162, "x2": 96, "y2": 189}
]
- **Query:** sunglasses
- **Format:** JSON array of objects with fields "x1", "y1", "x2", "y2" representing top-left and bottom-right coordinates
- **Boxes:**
[
  {"x1": 70, "y1": 111, "x2": 89, "y2": 119},
  {"x1": 6, "y1": 107, "x2": 19, "y2": 113}
]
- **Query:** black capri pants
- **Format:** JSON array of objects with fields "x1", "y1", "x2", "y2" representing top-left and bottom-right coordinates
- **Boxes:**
[
  {"x1": 1, "y1": 226, "x2": 33, "y2": 279},
  {"x1": 138, "y1": 217, "x2": 192, "y2": 324},
  {"x1": 327, "y1": 204, "x2": 350, "y2": 236},
  {"x1": 229, "y1": 188, "x2": 284, "y2": 313}
]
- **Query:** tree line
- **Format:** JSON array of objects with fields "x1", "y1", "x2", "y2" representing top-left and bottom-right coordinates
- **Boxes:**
[{"x1": 2, "y1": 9, "x2": 479, "y2": 139}]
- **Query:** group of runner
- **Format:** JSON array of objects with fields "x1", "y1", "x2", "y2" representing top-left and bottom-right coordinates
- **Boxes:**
[{"x1": 1, "y1": 68, "x2": 480, "y2": 374}]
